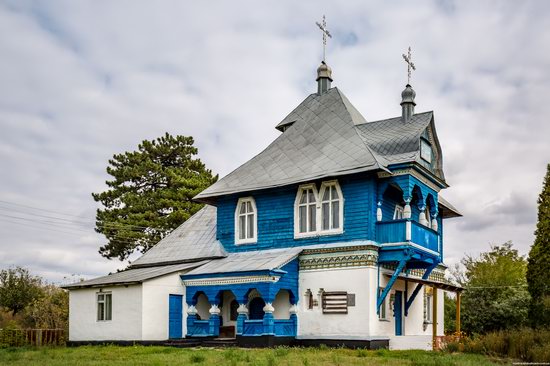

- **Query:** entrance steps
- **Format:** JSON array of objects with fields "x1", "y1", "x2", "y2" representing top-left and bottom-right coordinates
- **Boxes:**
[
  {"x1": 202, "y1": 338, "x2": 238, "y2": 347},
  {"x1": 163, "y1": 338, "x2": 237, "y2": 348}
]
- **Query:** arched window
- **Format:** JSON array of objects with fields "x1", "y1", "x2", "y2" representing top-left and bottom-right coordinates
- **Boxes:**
[
  {"x1": 295, "y1": 184, "x2": 318, "y2": 236},
  {"x1": 235, "y1": 197, "x2": 257, "y2": 244},
  {"x1": 319, "y1": 181, "x2": 343, "y2": 233}
]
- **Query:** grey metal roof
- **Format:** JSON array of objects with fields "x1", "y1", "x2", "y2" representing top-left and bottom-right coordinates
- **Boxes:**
[
  {"x1": 354, "y1": 112, "x2": 432, "y2": 166},
  {"x1": 62, "y1": 261, "x2": 210, "y2": 289},
  {"x1": 195, "y1": 87, "x2": 444, "y2": 203},
  {"x1": 184, "y1": 247, "x2": 303, "y2": 276},
  {"x1": 183, "y1": 240, "x2": 377, "y2": 277},
  {"x1": 131, "y1": 205, "x2": 227, "y2": 268},
  {"x1": 438, "y1": 195, "x2": 462, "y2": 218},
  {"x1": 195, "y1": 88, "x2": 388, "y2": 202}
]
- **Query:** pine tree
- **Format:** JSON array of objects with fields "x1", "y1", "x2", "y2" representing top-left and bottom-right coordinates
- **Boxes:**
[
  {"x1": 92, "y1": 133, "x2": 217, "y2": 261},
  {"x1": 527, "y1": 164, "x2": 550, "y2": 328}
]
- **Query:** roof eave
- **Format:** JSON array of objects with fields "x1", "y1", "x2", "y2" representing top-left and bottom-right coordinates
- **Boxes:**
[{"x1": 193, "y1": 165, "x2": 390, "y2": 203}]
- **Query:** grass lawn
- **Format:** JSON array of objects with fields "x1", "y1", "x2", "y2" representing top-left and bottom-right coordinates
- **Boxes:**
[{"x1": 0, "y1": 345, "x2": 510, "y2": 366}]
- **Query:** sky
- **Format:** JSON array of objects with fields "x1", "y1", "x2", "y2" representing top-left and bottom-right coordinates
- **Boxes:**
[{"x1": 0, "y1": 1, "x2": 549, "y2": 284}]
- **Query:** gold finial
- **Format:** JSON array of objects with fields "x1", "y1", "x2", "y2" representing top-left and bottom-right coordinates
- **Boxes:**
[
  {"x1": 316, "y1": 15, "x2": 332, "y2": 62},
  {"x1": 402, "y1": 46, "x2": 416, "y2": 84}
]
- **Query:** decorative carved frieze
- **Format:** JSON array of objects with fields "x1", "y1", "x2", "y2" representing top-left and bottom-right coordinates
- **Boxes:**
[{"x1": 299, "y1": 249, "x2": 379, "y2": 270}]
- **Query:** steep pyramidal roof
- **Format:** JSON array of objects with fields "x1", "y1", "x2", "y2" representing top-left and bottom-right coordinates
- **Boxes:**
[
  {"x1": 195, "y1": 87, "x2": 389, "y2": 202},
  {"x1": 195, "y1": 87, "x2": 443, "y2": 203}
]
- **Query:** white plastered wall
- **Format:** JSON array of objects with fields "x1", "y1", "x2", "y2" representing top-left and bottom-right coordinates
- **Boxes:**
[
  {"x1": 221, "y1": 291, "x2": 236, "y2": 326},
  {"x1": 141, "y1": 272, "x2": 186, "y2": 340},
  {"x1": 68, "y1": 285, "x2": 143, "y2": 341},
  {"x1": 375, "y1": 271, "x2": 445, "y2": 350},
  {"x1": 69, "y1": 271, "x2": 190, "y2": 341},
  {"x1": 195, "y1": 293, "x2": 211, "y2": 320},
  {"x1": 297, "y1": 267, "x2": 375, "y2": 339},
  {"x1": 273, "y1": 289, "x2": 291, "y2": 319}
]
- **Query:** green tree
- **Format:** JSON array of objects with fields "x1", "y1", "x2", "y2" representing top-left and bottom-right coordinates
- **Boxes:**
[
  {"x1": 0, "y1": 267, "x2": 43, "y2": 315},
  {"x1": 527, "y1": 164, "x2": 550, "y2": 328},
  {"x1": 457, "y1": 242, "x2": 530, "y2": 334},
  {"x1": 93, "y1": 133, "x2": 217, "y2": 260},
  {"x1": 23, "y1": 284, "x2": 68, "y2": 329},
  {"x1": 444, "y1": 293, "x2": 456, "y2": 334}
]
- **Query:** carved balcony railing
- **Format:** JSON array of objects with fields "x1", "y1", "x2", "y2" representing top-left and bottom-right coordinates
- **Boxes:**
[{"x1": 376, "y1": 219, "x2": 439, "y2": 253}]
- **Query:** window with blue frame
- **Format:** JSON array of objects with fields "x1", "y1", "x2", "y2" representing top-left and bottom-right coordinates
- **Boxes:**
[{"x1": 235, "y1": 197, "x2": 257, "y2": 244}]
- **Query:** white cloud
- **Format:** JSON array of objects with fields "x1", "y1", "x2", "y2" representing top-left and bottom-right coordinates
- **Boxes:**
[{"x1": 0, "y1": 0, "x2": 548, "y2": 282}]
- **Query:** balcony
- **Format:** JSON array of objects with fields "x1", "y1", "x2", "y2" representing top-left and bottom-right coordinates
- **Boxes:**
[{"x1": 376, "y1": 219, "x2": 439, "y2": 253}]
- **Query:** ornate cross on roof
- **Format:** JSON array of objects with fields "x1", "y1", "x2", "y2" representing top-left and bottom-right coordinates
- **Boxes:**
[
  {"x1": 402, "y1": 46, "x2": 416, "y2": 84},
  {"x1": 316, "y1": 15, "x2": 332, "y2": 62}
]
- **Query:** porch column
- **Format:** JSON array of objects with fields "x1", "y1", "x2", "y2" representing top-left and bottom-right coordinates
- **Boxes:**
[
  {"x1": 432, "y1": 287, "x2": 438, "y2": 350},
  {"x1": 419, "y1": 204, "x2": 428, "y2": 226},
  {"x1": 377, "y1": 201, "x2": 383, "y2": 221},
  {"x1": 289, "y1": 304, "x2": 298, "y2": 336},
  {"x1": 208, "y1": 304, "x2": 221, "y2": 337},
  {"x1": 186, "y1": 304, "x2": 198, "y2": 335},
  {"x1": 455, "y1": 291, "x2": 461, "y2": 336},
  {"x1": 262, "y1": 303, "x2": 275, "y2": 335},
  {"x1": 431, "y1": 213, "x2": 439, "y2": 231},
  {"x1": 403, "y1": 197, "x2": 412, "y2": 219},
  {"x1": 236, "y1": 303, "x2": 248, "y2": 336}
]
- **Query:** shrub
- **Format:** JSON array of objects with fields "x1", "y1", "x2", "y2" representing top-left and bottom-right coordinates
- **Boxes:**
[{"x1": 447, "y1": 328, "x2": 550, "y2": 363}]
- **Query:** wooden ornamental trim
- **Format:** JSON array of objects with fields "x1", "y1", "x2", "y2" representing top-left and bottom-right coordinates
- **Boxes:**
[{"x1": 322, "y1": 291, "x2": 348, "y2": 314}]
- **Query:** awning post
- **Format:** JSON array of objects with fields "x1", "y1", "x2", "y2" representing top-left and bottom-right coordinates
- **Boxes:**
[
  {"x1": 455, "y1": 291, "x2": 461, "y2": 336},
  {"x1": 432, "y1": 286, "x2": 438, "y2": 350}
]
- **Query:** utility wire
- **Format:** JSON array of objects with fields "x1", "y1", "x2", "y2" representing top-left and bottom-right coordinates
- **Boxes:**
[{"x1": 0, "y1": 202, "x2": 168, "y2": 231}]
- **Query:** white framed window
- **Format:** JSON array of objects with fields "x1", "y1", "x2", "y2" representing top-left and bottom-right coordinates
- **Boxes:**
[
  {"x1": 97, "y1": 292, "x2": 112, "y2": 321},
  {"x1": 294, "y1": 184, "x2": 319, "y2": 237},
  {"x1": 235, "y1": 197, "x2": 257, "y2": 244},
  {"x1": 378, "y1": 288, "x2": 387, "y2": 320},
  {"x1": 393, "y1": 205, "x2": 404, "y2": 220},
  {"x1": 319, "y1": 181, "x2": 344, "y2": 234}
]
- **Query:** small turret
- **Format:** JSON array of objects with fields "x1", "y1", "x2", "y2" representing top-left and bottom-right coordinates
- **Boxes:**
[
  {"x1": 316, "y1": 61, "x2": 333, "y2": 95},
  {"x1": 401, "y1": 84, "x2": 416, "y2": 122}
]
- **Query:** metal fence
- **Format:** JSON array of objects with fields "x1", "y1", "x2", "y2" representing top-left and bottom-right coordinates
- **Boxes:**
[{"x1": 0, "y1": 328, "x2": 65, "y2": 347}]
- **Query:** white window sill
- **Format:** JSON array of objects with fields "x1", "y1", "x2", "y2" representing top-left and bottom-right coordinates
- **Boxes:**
[
  {"x1": 294, "y1": 229, "x2": 343, "y2": 240},
  {"x1": 235, "y1": 239, "x2": 257, "y2": 245}
]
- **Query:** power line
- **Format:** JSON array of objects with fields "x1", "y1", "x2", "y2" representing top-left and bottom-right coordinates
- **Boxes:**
[{"x1": 0, "y1": 203, "x2": 167, "y2": 232}]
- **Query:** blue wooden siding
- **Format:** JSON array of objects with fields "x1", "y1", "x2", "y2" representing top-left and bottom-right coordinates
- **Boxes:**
[
  {"x1": 216, "y1": 174, "x2": 374, "y2": 252},
  {"x1": 168, "y1": 294, "x2": 183, "y2": 339}
]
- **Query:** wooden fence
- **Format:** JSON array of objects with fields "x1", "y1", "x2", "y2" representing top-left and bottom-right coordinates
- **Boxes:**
[{"x1": 0, "y1": 328, "x2": 65, "y2": 347}]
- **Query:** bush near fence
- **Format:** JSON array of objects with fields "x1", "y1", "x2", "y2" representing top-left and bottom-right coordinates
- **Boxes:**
[
  {"x1": 443, "y1": 328, "x2": 550, "y2": 363},
  {"x1": 0, "y1": 328, "x2": 65, "y2": 347}
]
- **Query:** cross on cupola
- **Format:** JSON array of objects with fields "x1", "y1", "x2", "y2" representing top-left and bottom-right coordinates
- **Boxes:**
[
  {"x1": 316, "y1": 15, "x2": 332, "y2": 62},
  {"x1": 315, "y1": 15, "x2": 333, "y2": 95},
  {"x1": 400, "y1": 46, "x2": 417, "y2": 122},
  {"x1": 402, "y1": 46, "x2": 416, "y2": 85}
]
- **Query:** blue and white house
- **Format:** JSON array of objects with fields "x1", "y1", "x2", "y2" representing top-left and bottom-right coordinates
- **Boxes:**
[{"x1": 64, "y1": 58, "x2": 462, "y2": 350}]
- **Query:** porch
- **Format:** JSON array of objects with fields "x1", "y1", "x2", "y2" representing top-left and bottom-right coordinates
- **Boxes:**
[{"x1": 181, "y1": 249, "x2": 300, "y2": 341}]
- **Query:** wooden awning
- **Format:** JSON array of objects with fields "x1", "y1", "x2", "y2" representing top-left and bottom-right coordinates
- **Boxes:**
[{"x1": 384, "y1": 274, "x2": 464, "y2": 292}]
